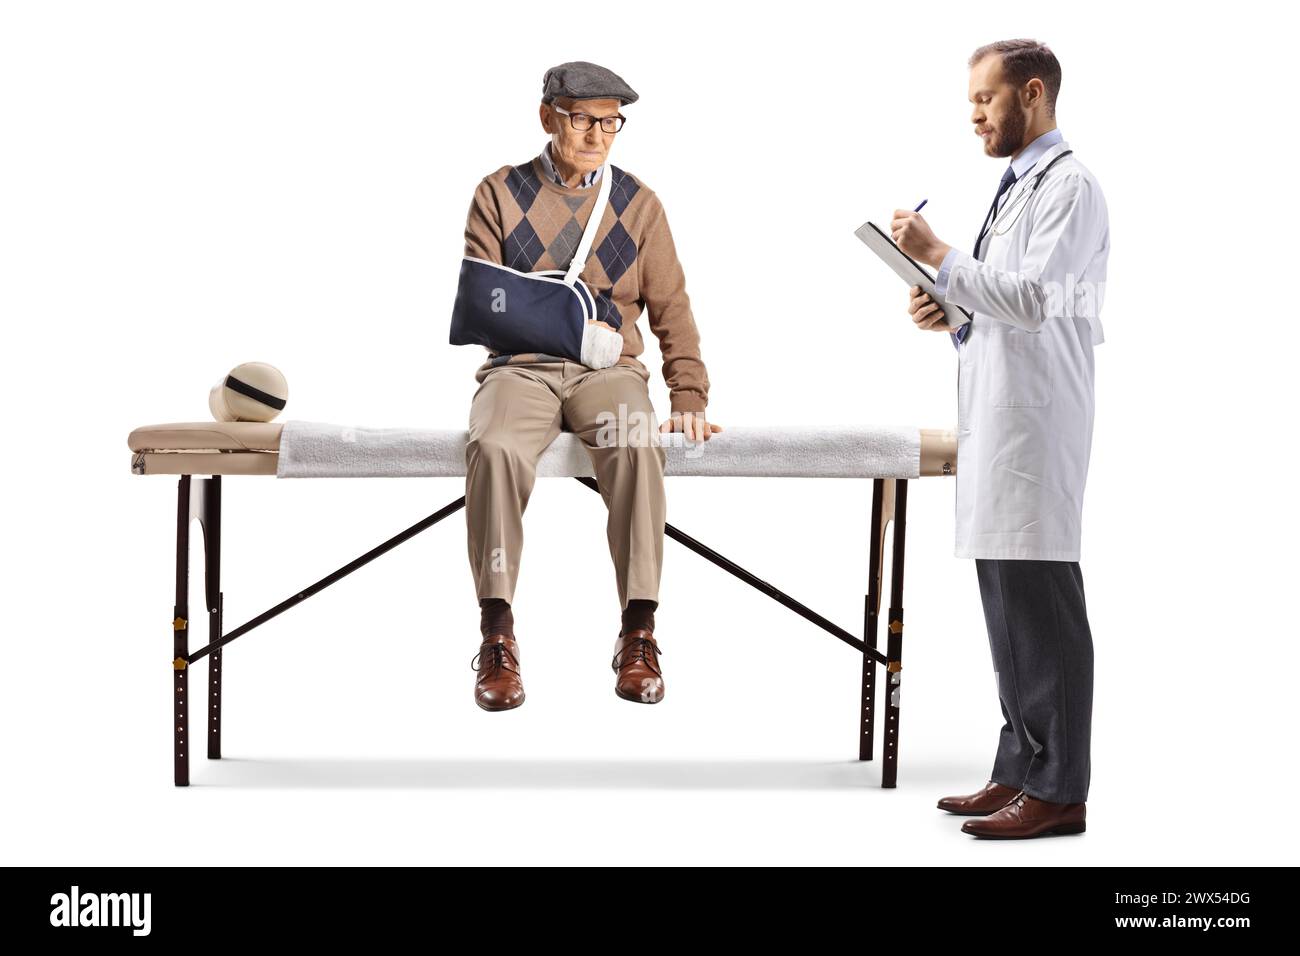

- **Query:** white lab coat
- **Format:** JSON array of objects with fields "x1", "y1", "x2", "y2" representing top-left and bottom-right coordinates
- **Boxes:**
[{"x1": 944, "y1": 140, "x2": 1109, "y2": 561}]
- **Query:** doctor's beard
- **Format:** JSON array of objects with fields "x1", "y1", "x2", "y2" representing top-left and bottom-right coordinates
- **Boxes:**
[{"x1": 987, "y1": 106, "x2": 1028, "y2": 158}]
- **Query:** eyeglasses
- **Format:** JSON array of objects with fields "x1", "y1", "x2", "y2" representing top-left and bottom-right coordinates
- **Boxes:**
[{"x1": 551, "y1": 104, "x2": 626, "y2": 133}]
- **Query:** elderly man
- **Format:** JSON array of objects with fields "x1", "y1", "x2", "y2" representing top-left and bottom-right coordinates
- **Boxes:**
[{"x1": 459, "y1": 61, "x2": 719, "y2": 711}]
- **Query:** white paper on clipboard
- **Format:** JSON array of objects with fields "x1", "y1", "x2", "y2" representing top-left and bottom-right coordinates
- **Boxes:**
[{"x1": 854, "y1": 221, "x2": 973, "y2": 328}]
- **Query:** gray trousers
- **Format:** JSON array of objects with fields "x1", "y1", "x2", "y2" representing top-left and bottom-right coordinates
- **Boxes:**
[{"x1": 975, "y1": 558, "x2": 1094, "y2": 804}]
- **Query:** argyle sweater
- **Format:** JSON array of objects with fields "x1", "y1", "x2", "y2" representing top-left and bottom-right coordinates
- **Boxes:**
[{"x1": 462, "y1": 154, "x2": 710, "y2": 414}]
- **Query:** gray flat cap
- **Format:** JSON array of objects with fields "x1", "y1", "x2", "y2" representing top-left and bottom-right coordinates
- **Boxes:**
[{"x1": 541, "y1": 61, "x2": 639, "y2": 105}]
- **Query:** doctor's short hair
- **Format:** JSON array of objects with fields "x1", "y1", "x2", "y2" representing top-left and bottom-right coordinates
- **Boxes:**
[{"x1": 970, "y1": 39, "x2": 1062, "y2": 116}]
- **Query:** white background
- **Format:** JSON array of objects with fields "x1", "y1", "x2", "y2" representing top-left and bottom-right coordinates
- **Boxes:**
[{"x1": 3, "y1": 0, "x2": 1296, "y2": 865}]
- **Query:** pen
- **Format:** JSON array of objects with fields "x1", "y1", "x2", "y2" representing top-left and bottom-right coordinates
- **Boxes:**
[{"x1": 914, "y1": 199, "x2": 928, "y2": 212}]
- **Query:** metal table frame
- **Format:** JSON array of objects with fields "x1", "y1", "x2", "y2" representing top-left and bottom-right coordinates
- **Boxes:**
[{"x1": 168, "y1": 473, "x2": 909, "y2": 787}]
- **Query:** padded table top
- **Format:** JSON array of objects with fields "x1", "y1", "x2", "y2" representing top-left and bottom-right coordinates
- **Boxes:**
[
  {"x1": 129, "y1": 421, "x2": 284, "y2": 453},
  {"x1": 129, "y1": 421, "x2": 956, "y2": 479}
]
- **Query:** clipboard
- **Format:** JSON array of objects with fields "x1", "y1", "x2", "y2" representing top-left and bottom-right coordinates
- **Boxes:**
[{"x1": 854, "y1": 221, "x2": 973, "y2": 328}]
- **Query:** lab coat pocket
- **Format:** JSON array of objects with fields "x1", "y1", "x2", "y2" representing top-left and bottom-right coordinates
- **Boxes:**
[{"x1": 991, "y1": 330, "x2": 1053, "y2": 408}]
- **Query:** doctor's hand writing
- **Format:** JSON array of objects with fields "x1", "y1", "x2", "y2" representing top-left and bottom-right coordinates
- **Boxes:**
[
  {"x1": 908, "y1": 285, "x2": 950, "y2": 331},
  {"x1": 660, "y1": 411, "x2": 722, "y2": 442},
  {"x1": 890, "y1": 210, "x2": 952, "y2": 269}
]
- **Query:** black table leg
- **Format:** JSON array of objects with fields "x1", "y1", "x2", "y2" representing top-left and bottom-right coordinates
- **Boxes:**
[
  {"x1": 860, "y1": 479, "x2": 885, "y2": 762},
  {"x1": 881, "y1": 479, "x2": 908, "y2": 789},
  {"x1": 201, "y1": 477, "x2": 222, "y2": 760},
  {"x1": 173, "y1": 476, "x2": 192, "y2": 787}
]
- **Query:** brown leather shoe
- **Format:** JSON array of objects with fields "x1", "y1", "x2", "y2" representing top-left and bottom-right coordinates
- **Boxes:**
[
  {"x1": 960, "y1": 791, "x2": 1086, "y2": 839},
  {"x1": 472, "y1": 633, "x2": 524, "y2": 711},
  {"x1": 611, "y1": 628, "x2": 664, "y2": 703},
  {"x1": 936, "y1": 780, "x2": 1022, "y2": 816}
]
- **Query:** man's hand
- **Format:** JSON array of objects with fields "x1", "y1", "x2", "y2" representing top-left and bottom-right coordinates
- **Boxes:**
[
  {"x1": 660, "y1": 411, "x2": 722, "y2": 442},
  {"x1": 908, "y1": 285, "x2": 950, "y2": 331},
  {"x1": 891, "y1": 210, "x2": 951, "y2": 269}
]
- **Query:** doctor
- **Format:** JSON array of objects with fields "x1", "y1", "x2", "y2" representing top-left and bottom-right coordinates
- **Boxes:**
[{"x1": 891, "y1": 38, "x2": 1109, "y2": 839}]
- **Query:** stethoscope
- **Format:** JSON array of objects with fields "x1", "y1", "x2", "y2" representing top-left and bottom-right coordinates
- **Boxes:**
[{"x1": 978, "y1": 149, "x2": 1074, "y2": 246}]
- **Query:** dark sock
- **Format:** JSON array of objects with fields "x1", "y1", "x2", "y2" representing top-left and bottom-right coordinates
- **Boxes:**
[
  {"x1": 621, "y1": 599, "x2": 657, "y2": 636},
  {"x1": 479, "y1": 597, "x2": 514, "y2": 639}
]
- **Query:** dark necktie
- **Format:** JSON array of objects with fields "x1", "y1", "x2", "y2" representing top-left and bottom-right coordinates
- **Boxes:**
[{"x1": 954, "y1": 164, "x2": 1018, "y2": 345}]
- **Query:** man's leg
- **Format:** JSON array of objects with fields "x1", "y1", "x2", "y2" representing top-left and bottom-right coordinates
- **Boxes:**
[
  {"x1": 975, "y1": 558, "x2": 1094, "y2": 804},
  {"x1": 975, "y1": 558, "x2": 1034, "y2": 791},
  {"x1": 562, "y1": 364, "x2": 667, "y2": 611},
  {"x1": 465, "y1": 364, "x2": 564, "y2": 605},
  {"x1": 563, "y1": 363, "x2": 668, "y2": 703}
]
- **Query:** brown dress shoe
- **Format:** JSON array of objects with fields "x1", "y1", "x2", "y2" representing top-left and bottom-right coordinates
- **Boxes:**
[
  {"x1": 611, "y1": 628, "x2": 664, "y2": 703},
  {"x1": 472, "y1": 633, "x2": 524, "y2": 711},
  {"x1": 960, "y1": 791, "x2": 1086, "y2": 839},
  {"x1": 936, "y1": 780, "x2": 1022, "y2": 816}
]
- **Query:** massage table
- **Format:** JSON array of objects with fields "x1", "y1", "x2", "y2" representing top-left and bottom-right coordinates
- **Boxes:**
[{"x1": 128, "y1": 420, "x2": 957, "y2": 788}]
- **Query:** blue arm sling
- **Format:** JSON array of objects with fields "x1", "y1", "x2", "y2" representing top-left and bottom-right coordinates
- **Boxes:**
[{"x1": 450, "y1": 161, "x2": 619, "y2": 366}]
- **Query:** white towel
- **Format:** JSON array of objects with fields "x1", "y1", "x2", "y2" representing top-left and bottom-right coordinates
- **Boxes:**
[{"x1": 276, "y1": 421, "x2": 920, "y2": 479}]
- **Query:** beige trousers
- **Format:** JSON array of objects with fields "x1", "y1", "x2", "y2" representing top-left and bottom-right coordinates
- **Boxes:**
[{"x1": 465, "y1": 360, "x2": 667, "y2": 609}]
